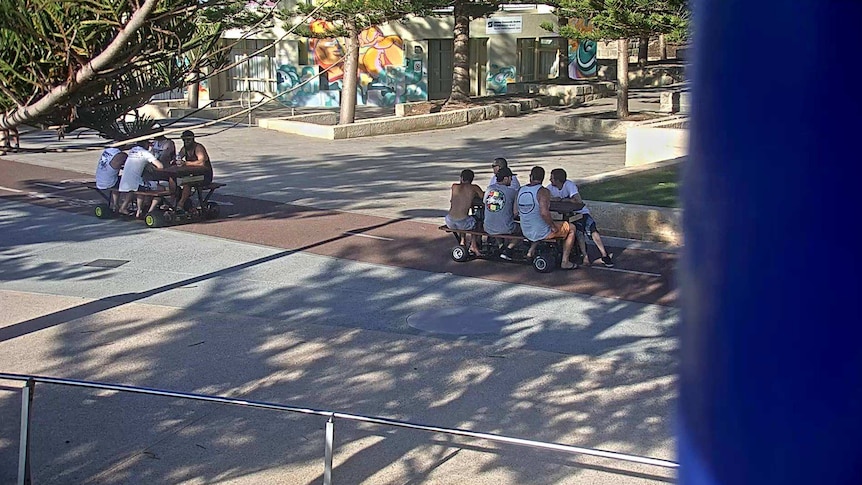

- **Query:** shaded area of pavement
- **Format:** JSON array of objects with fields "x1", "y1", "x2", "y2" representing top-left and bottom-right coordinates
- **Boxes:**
[{"x1": 0, "y1": 199, "x2": 677, "y2": 484}]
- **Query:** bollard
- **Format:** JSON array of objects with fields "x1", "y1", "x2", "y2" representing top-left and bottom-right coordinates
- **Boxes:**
[{"x1": 323, "y1": 415, "x2": 334, "y2": 485}]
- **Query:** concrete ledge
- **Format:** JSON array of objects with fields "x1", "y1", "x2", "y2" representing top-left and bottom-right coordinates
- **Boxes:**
[
  {"x1": 507, "y1": 82, "x2": 614, "y2": 106},
  {"x1": 258, "y1": 101, "x2": 527, "y2": 139},
  {"x1": 587, "y1": 200, "x2": 682, "y2": 246},
  {"x1": 625, "y1": 118, "x2": 689, "y2": 166},
  {"x1": 555, "y1": 115, "x2": 639, "y2": 140}
]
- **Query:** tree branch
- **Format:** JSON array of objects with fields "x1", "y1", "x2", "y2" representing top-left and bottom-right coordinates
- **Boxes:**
[{"x1": 0, "y1": 0, "x2": 159, "y2": 130}]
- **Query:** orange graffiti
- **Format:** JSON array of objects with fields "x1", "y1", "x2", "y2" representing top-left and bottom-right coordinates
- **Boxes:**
[{"x1": 309, "y1": 22, "x2": 404, "y2": 86}]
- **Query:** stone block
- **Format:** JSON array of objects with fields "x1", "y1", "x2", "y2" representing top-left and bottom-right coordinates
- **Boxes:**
[
  {"x1": 467, "y1": 106, "x2": 487, "y2": 123},
  {"x1": 395, "y1": 101, "x2": 435, "y2": 117}
]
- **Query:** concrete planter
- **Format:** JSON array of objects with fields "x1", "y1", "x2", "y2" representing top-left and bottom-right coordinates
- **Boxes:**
[
  {"x1": 587, "y1": 200, "x2": 682, "y2": 245},
  {"x1": 555, "y1": 115, "x2": 640, "y2": 140}
]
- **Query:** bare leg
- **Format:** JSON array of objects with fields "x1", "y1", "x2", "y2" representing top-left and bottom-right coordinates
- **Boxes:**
[
  {"x1": 468, "y1": 234, "x2": 480, "y2": 255},
  {"x1": 135, "y1": 195, "x2": 149, "y2": 217},
  {"x1": 177, "y1": 185, "x2": 191, "y2": 210},
  {"x1": 591, "y1": 231, "x2": 609, "y2": 258},
  {"x1": 526, "y1": 241, "x2": 540, "y2": 258},
  {"x1": 561, "y1": 230, "x2": 577, "y2": 269},
  {"x1": 576, "y1": 231, "x2": 589, "y2": 265},
  {"x1": 110, "y1": 191, "x2": 119, "y2": 211},
  {"x1": 148, "y1": 196, "x2": 160, "y2": 214},
  {"x1": 117, "y1": 192, "x2": 132, "y2": 214},
  {"x1": 10, "y1": 128, "x2": 18, "y2": 149}
]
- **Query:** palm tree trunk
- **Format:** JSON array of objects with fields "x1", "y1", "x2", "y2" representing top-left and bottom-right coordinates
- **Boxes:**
[
  {"x1": 446, "y1": 0, "x2": 471, "y2": 107},
  {"x1": 617, "y1": 38, "x2": 630, "y2": 119},
  {"x1": 339, "y1": 21, "x2": 360, "y2": 125}
]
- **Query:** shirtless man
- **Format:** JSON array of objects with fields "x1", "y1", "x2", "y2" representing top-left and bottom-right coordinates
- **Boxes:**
[
  {"x1": 175, "y1": 130, "x2": 212, "y2": 212},
  {"x1": 445, "y1": 169, "x2": 484, "y2": 255}
]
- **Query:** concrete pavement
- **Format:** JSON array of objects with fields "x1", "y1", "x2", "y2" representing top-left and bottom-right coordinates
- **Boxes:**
[
  {"x1": 1, "y1": 92, "x2": 679, "y2": 483},
  {"x1": 0, "y1": 199, "x2": 677, "y2": 484}
]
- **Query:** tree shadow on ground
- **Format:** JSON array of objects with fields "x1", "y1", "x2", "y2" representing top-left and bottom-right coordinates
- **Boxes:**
[{"x1": 0, "y1": 200, "x2": 678, "y2": 484}]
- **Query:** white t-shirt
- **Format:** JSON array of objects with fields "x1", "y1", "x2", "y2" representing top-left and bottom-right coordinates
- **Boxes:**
[
  {"x1": 547, "y1": 180, "x2": 590, "y2": 214},
  {"x1": 490, "y1": 174, "x2": 521, "y2": 190},
  {"x1": 150, "y1": 138, "x2": 175, "y2": 164},
  {"x1": 95, "y1": 148, "x2": 122, "y2": 189},
  {"x1": 118, "y1": 146, "x2": 158, "y2": 192}
]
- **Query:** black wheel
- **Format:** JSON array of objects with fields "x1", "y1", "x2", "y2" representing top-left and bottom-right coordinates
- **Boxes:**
[
  {"x1": 94, "y1": 203, "x2": 111, "y2": 219},
  {"x1": 450, "y1": 245, "x2": 470, "y2": 262},
  {"x1": 533, "y1": 252, "x2": 554, "y2": 273},
  {"x1": 163, "y1": 211, "x2": 174, "y2": 224},
  {"x1": 145, "y1": 210, "x2": 165, "y2": 228},
  {"x1": 205, "y1": 202, "x2": 220, "y2": 220}
]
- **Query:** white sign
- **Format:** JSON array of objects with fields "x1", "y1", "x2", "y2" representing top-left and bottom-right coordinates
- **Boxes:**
[{"x1": 486, "y1": 16, "x2": 522, "y2": 34}]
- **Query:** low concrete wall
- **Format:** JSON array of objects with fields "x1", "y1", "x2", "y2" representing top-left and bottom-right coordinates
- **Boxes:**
[
  {"x1": 625, "y1": 117, "x2": 690, "y2": 166},
  {"x1": 507, "y1": 82, "x2": 615, "y2": 106},
  {"x1": 587, "y1": 200, "x2": 682, "y2": 245},
  {"x1": 259, "y1": 101, "x2": 526, "y2": 139},
  {"x1": 555, "y1": 115, "x2": 639, "y2": 140},
  {"x1": 257, "y1": 118, "x2": 336, "y2": 139}
]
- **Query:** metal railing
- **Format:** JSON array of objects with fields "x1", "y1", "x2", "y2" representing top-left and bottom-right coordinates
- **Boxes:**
[{"x1": 0, "y1": 372, "x2": 678, "y2": 485}]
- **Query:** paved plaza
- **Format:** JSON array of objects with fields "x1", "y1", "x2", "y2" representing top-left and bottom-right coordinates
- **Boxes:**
[{"x1": 0, "y1": 95, "x2": 679, "y2": 484}]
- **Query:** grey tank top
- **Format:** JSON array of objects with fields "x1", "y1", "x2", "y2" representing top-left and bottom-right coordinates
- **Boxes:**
[{"x1": 517, "y1": 184, "x2": 552, "y2": 241}]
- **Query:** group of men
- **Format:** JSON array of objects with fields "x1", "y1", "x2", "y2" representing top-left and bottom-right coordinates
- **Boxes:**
[
  {"x1": 95, "y1": 130, "x2": 211, "y2": 219},
  {"x1": 446, "y1": 157, "x2": 613, "y2": 269}
]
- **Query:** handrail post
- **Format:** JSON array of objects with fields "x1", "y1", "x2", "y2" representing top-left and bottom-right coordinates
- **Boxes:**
[
  {"x1": 323, "y1": 414, "x2": 334, "y2": 485},
  {"x1": 18, "y1": 378, "x2": 34, "y2": 485}
]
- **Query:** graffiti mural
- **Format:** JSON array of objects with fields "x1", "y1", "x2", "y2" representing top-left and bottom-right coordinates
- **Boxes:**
[
  {"x1": 487, "y1": 65, "x2": 517, "y2": 94},
  {"x1": 567, "y1": 19, "x2": 597, "y2": 79},
  {"x1": 275, "y1": 21, "x2": 427, "y2": 108}
]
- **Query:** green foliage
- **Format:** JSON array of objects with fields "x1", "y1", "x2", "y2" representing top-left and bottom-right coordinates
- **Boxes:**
[
  {"x1": 555, "y1": 0, "x2": 690, "y2": 41},
  {"x1": 294, "y1": 0, "x2": 449, "y2": 34},
  {"x1": 0, "y1": 0, "x2": 273, "y2": 139}
]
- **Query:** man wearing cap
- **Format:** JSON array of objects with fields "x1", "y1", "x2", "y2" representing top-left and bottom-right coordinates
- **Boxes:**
[
  {"x1": 489, "y1": 157, "x2": 521, "y2": 190},
  {"x1": 175, "y1": 130, "x2": 212, "y2": 212},
  {"x1": 483, "y1": 166, "x2": 521, "y2": 260},
  {"x1": 150, "y1": 133, "x2": 176, "y2": 166}
]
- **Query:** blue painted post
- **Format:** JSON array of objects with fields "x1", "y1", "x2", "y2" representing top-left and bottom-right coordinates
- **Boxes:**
[{"x1": 680, "y1": 1, "x2": 862, "y2": 484}]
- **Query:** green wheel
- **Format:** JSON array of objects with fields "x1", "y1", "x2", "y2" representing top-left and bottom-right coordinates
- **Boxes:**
[
  {"x1": 94, "y1": 203, "x2": 111, "y2": 219},
  {"x1": 145, "y1": 211, "x2": 165, "y2": 228}
]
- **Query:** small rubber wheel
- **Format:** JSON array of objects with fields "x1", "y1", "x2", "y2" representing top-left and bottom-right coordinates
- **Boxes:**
[
  {"x1": 451, "y1": 245, "x2": 470, "y2": 262},
  {"x1": 533, "y1": 253, "x2": 553, "y2": 273},
  {"x1": 205, "y1": 202, "x2": 220, "y2": 220},
  {"x1": 145, "y1": 211, "x2": 165, "y2": 228},
  {"x1": 94, "y1": 204, "x2": 111, "y2": 219}
]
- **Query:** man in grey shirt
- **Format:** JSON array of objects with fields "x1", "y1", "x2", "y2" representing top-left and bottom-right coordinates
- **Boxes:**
[{"x1": 483, "y1": 166, "x2": 521, "y2": 260}]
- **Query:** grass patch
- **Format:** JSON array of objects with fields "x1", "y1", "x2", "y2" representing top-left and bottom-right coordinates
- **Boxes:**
[{"x1": 580, "y1": 164, "x2": 681, "y2": 208}]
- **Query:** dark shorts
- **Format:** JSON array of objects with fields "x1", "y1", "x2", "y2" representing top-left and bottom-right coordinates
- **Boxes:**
[{"x1": 574, "y1": 214, "x2": 598, "y2": 237}]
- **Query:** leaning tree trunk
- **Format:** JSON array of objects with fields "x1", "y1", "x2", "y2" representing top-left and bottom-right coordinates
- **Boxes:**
[
  {"x1": 617, "y1": 38, "x2": 630, "y2": 119},
  {"x1": 339, "y1": 21, "x2": 361, "y2": 125},
  {"x1": 0, "y1": 0, "x2": 159, "y2": 131},
  {"x1": 638, "y1": 35, "x2": 649, "y2": 67},
  {"x1": 445, "y1": 0, "x2": 472, "y2": 107}
]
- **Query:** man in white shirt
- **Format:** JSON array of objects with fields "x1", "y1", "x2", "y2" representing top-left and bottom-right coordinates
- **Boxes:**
[
  {"x1": 548, "y1": 168, "x2": 613, "y2": 267},
  {"x1": 95, "y1": 146, "x2": 127, "y2": 211},
  {"x1": 117, "y1": 140, "x2": 164, "y2": 218},
  {"x1": 489, "y1": 157, "x2": 521, "y2": 190},
  {"x1": 150, "y1": 134, "x2": 176, "y2": 165}
]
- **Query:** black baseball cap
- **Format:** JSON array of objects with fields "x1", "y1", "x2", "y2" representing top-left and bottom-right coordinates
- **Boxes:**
[
  {"x1": 492, "y1": 157, "x2": 508, "y2": 168},
  {"x1": 496, "y1": 167, "x2": 513, "y2": 179},
  {"x1": 181, "y1": 130, "x2": 195, "y2": 138}
]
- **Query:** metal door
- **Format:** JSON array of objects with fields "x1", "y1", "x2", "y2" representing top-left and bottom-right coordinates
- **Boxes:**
[{"x1": 428, "y1": 39, "x2": 454, "y2": 100}]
